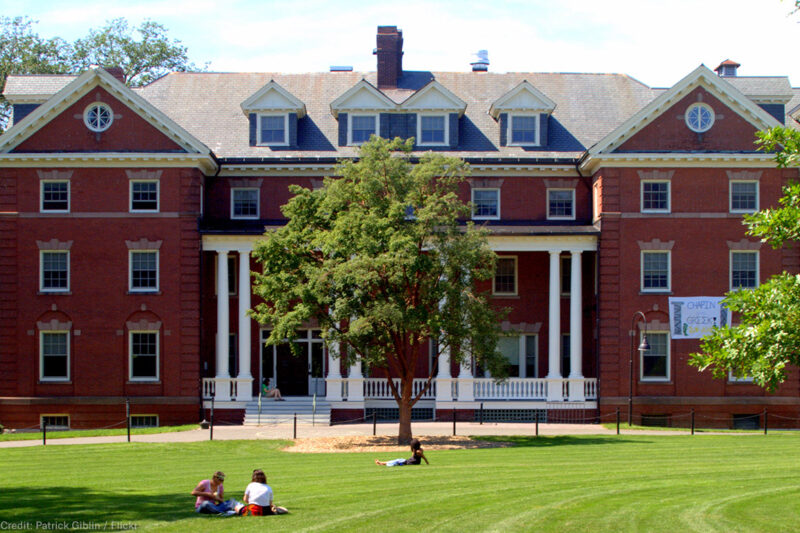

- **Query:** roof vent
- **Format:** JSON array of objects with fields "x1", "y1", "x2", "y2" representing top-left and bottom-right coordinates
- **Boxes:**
[
  {"x1": 471, "y1": 50, "x2": 489, "y2": 72},
  {"x1": 330, "y1": 66, "x2": 353, "y2": 72},
  {"x1": 714, "y1": 59, "x2": 740, "y2": 77}
]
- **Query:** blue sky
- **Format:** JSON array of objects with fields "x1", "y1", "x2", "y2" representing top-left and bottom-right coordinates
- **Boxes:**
[{"x1": 4, "y1": 0, "x2": 800, "y2": 88}]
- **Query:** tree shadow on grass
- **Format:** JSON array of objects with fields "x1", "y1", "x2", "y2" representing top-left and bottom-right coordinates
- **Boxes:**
[
  {"x1": 476, "y1": 435, "x2": 652, "y2": 447},
  {"x1": 0, "y1": 486, "x2": 212, "y2": 525}
]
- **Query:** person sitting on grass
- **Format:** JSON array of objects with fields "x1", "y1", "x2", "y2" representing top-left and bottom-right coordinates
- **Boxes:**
[
  {"x1": 375, "y1": 438, "x2": 429, "y2": 467},
  {"x1": 192, "y1": 470, "x2": 238, "y2": 515},
  {"x1": 262, "y1": 378, "x2": 284, "y2": 401},
  {"x1": 238, "y1": 469, "x2": 289, "y2": 516}
]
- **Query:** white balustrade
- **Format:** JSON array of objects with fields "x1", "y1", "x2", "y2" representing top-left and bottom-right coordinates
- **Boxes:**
[
  {"x1": 363, "y1": 378, "x2": 436, "y2": 400},
  {"x1": 201, "y1": 377, "x2": 253, "y2": 401},
  {"x1": 472, "y1": 378, "x2": 597, "y2": 401}
]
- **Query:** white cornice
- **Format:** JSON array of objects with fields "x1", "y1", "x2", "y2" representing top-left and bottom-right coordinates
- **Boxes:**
[
  {"x1": 580, "y1": 152, "x2": 777, "y2": 174},
  {"x1": 0, "y1": 152, "x2": 217, "y2": 174},
  {"x1": 217, "y1": 163, "x2": 578, "y2": 178}
]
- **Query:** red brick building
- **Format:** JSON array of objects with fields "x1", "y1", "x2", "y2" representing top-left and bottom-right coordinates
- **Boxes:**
[{"x1": 1, "y1": 27, "x2": 798, "y2": 429}]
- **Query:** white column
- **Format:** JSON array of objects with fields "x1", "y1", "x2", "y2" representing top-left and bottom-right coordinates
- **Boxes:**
[
  {"x1": 326, "y1": 340, "x2": 343, "y2": 402},
  {"x1": 569, "y1": 250, "x2": 585, "y2": 401},
  {"x1": 215, "y1": 250, "x2": 231, "y2": 400},
  {"x1": 457, "y1": 352, "x2": 474, "y2": 402},
  {"x1": 236, "y1": 251, "x2": 253, "y2": 400},
  {"x1": 547, "y1": 251, "x2": 562, "y2": 401},
  {"x1": 347, "y1": 353, "x2": 364, "y2": 402},
  {"x1": 436, "y1": 344, "x2": 453, "y2": 402}
]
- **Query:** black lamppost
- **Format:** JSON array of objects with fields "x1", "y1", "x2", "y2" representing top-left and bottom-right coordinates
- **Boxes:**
[{"x1": 628, "y1": 311, "x2": 650, "y2": 426}]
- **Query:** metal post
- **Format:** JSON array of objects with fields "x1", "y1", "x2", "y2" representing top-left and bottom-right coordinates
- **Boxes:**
[
  {"x1": 480, "y1": 402, "x2": 484, "y2": 425},
  {"x1": 258, "y1": 390, "x2": 262, "y2": 426},
  {"x1": 373, "y1": 412, "x2": 377, "y2": 436},
  {"x1": 313, "y1": 393, "x2": 317, "y2": 427},
  {"x1": 126, "y1": 397, "x2": 131, "y2": 443},
  {"x1": 42, "y1": 419, "x2": 46, "y2": 446},
  {"x1": 452, "y1": 409, "x2": 456, "y2": 436},
  {"x1": 210, "y1": 396, "x2": 215, "y2": 441},
  {"x1": 535, "y1": 415, "x2": 539, "y2": 437},
  {"x1": 293, "y1": 413, "x2": 297, "y2": 439},
  {"x1": 764, "y1": 408, "x2": 768, "y2": 435},
  {"x1": 616, "y1": 407, "x2": 620, "y2": 435},
  {"x1": 691, "y1": 408, "x2": 695, "y2": 436}
]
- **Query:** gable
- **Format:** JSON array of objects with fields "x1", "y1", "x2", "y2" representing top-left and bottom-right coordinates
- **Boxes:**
[
  {"x1": 331, "y1": 80, "x2": 396, "y2": 116},
  {"x1": 615, "y1": 88, "x2": 761, "y2": 153},
  {"x1": 240, "y1": 81, "x2": 306, "y2": 117},
  {"x1": 401, "y1": 81, "x2": 466, "y2": 114},
  {"x1": 490, "y1": 81, "x2": 556, "y2": 118},
  {"x1": 12, "y1": 87, "x2": 186, "y2": 153}
]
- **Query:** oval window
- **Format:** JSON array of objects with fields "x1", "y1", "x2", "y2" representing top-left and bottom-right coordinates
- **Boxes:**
[
  {"x1": 83, "y1": 103, "x2": 113, "y2": 132},
  {"x1": 685, "y1": 102, "x2": 714, "y2": 133}
]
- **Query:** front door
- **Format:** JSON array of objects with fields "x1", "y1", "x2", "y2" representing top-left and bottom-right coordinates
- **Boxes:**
[{"x1": 260, "y1": 329, "x2": 326, "y2": 396}]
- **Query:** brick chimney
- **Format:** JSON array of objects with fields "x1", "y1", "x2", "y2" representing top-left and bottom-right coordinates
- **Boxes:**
[
  {"x1": 375, "y1": 26, "x2": 403, "y2": 89},
  {"x1": 103, "y1": 66, "x2": 126, "y2": 84}
]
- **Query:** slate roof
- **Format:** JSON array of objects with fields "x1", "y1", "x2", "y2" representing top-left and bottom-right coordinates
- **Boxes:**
[
  {"x1": 725, "y1": 76, "x2": 793, "y2": 101},
  {"x1": 2, "y1": 75, "x2": 77, "y2": 101}
]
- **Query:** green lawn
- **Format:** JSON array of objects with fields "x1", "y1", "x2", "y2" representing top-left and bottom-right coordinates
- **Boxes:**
[
  {"x1": 0, "y1": 424, "x2": 198, "y2": 441},
  {"x1": 2, "y1": 434, "x2": 799, "y2": 532}
]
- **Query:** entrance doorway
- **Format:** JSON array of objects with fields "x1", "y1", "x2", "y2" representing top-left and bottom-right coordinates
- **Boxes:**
[{"x1": 260, "y1": 329, "x2": 326, "y2": 396}]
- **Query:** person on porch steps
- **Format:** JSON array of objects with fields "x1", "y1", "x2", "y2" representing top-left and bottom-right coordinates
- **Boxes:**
[{"x1": 262, "y1": 377, "x2": 284, "y2": 400}]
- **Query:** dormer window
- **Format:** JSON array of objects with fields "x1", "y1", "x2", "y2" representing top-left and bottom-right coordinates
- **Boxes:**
[
  {"x1": 418, "y1": 114, "x2": 448, "y2": 146},
  {"x1": 258, "y1": 114, "x2": 288, "y2": 146},
  {"x1": 509, "y1": 115, "x2": 539, "y2": 146},
  {"x1": 349, "y1": 114, "x2": 378, "y2": 145}
]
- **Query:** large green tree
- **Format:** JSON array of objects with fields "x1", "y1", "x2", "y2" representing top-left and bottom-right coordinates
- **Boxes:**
[
  {"x1": 0, "y1": 17, "x2": 203, "y2": 132},
  {"x1": 250, "y1": 137, "x2": 506, "y2": 443},
  {"x1": 690, "y1": 126, "x2": 800, "y2": 389}
]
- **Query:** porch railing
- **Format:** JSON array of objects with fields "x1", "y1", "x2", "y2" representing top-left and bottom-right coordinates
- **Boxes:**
[
  {"x1": 363, "y1": 378, "x2": 436, "y2": 400},
  {"x1": 201, "y1": 377, "x2": 253, "y2": 401},
  {"x1": 473, "y1": 378, "x2": 598, "y2": 401}
]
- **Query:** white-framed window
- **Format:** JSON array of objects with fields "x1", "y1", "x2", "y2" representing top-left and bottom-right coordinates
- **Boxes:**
[
  {"x1": 41, "y1": 414, "x2": 70, "y2": 429},
  {"x1": 40, "y1": 331, "x2": 69, "y2": 381},
  {"x1": 130, "y1": 330, "x2": 159, "y2": 381},
  {"x1": 641, "y1": 181, "x2": 670, "y2": 213},
  {"x1": 730, "y1": 181, "x2": 758, "y2": 213},
  {"x1": 417, "y1": 114, "x2": 448, "y2": 146},
  {"x1": 40, "y1": 250, "x2": 69, "y2": 292},
  {"x1": 129, "y1": 250, "x2": 159, "y2": 292},
  {"x1": 496, "y1": 334, "x2": 537, "y2": 378},
  {"x1": 472, "y1": 188, "x2": 500, "y2": 220},
  {"x1": 231, "y1": 188, "x2": 259, "y2": 219},
  {"x1": 41, "y1": 180, "x2": 70, "y2": 212},
  {"x1": 493, "y1": 256, "x2": 517, "y2": 295},
  {"x1": 348, "y1": 114, "x2": 378, "y2": 145},
  {"x1": 258, "y1": 114, "x2": 289, "y2": 146},
  {"x1": 130, "y1": 180, "x2": 159, "y2": 212},
  {"x1": 130, "y1": 414, "x2": 159, "y2": 428},
  {"x1": 685, "y1": 102, "x2": 715, "y2": 133},
  {"x1": 641, "y1": 251, "x2": 670, "y2": 292},
  {"x1": 728, "y1": 371, "x2": 754, "y2": 383},
  {"x1": 83, "y1": 102, "x2": 113, "y2": 132},
  {"x1": 548, "y1": 189, "x2": 575, "y2": 220},
  {"x1": 730, "y1": 251, "x2": 758, "y2": 290},
  {"x1": 641, "y1": 331, "x2": 669, "y2": 381},
  {"x1": 508, "y1": 114, "x2": 539, "y2": 146}
]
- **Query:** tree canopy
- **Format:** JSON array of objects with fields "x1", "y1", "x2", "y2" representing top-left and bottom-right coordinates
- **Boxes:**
[
  {"x1": 690, "y1": 126, "x2": 800, "y2": 389},
  {"x1": 0, "y1": 16, "x2": 203, "y2": 132},
  {"x1": 250, "y1": 137, "x2": 506, "y2": 443}
]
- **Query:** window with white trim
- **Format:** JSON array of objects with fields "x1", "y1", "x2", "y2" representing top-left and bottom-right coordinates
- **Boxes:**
[
  {"x1": 508, "y1": 115, "x2": 539, "y2": 146},
  {"x1": 730, "y1": 181, "x2": 758, "y2": 213},
  {"x1": 349, "y1": 114, "x2": 378, "y2": 145},
  {"x1": 548, "y1": 189, "x2": 575, "y2": 220},
  {"x1": 685, "y1": 102, "x2": 715, "y2": 133},
  {"x1": 83, "y1": 102, "x2": 113, "y2": 132},
  {"x1": 41, "y1": 415, "x2": 69, "y2": 429},
  {"x1": 41, "y1": 331, "x2": 69, "y2": 381},
  {"x1": 231, "y1": 188, "x2": 259, "y2": 219},
  {"x1": 130, "y1": 331, "x2": 159, "y2": 381},
  {"x1": 41, "y1": 180, "x2": 69, "y2": 212},
  {"x1": 641, "y1": 181, "x2": 670, "y2": 212},
  {"x1": 130, "y1": 414, "x2": 159, "y2": 428},
  {"x1": 493, "y1": 256, "x2": 517, "y2": 295},
  {"x1": 641, "y1": 332, "x2": 669, "y2": 381},
  {"x1": 40, "y1": 251, "x2": 69, "y2": 292},
  {"x1": 258, "y1": 114, "x2": 288, "y2": 146},
  {"x1": 641, "y1": 251, "x2": 670, "y2": 292},
  {"x1": 130, "y1": 180, "x2": 159, "y2": 212},
  {"x1": 730, "y1": 251, "x2": 758, "y2": 290},
  {"x1": 418, "y1": 114, "x2": 447, "y2": 145},
  {"x1": 497, "y1": 335, "x2": 537, "y2": 378},
  {"x1": 130, "y1": 251, "x2": 158, "y2": 292},
  {"x1": 472, "y1": 188, "x2": 500, "y2": 220}
]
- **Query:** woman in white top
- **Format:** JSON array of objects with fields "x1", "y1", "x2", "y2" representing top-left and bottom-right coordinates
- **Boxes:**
[{"x1": 239, "y1": 469, "x2": 288, "y2": 516}]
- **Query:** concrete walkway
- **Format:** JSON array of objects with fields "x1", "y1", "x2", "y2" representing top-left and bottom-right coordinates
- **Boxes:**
[{"x1": 0, "y1": 421, "x2": 692, "y2": 448}]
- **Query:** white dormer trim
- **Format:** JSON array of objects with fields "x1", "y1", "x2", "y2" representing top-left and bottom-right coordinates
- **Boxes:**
[
  {"x1": 331, "y1": 79, "x2": 396, "y2": 118},
  {"x1": 347, "y1": 113, "x2": 380, "y2": 146},
  {"x1": 507, "y1": 113, "x2": 541, "y2": 147},
  {"x1": 490, "y1": 81, "x2": 556, "y2": 119},
  {"x1": 257, "y1": 114, "x2": 290, "y2": 146},
  {"x1": 416, "y1": 113, "x2": 449, "y2": 146},
  {"x1": 581, "y1": 65, "x2": 783, "y2": 174},
  {"x1": 401, "y1": 80, "x2": 467, "y2": 116},
  {"x1": 0, "y1": 68, "x2": 214, "y2": 163},
  {"x1": 240, "y1": 80, "x2": 306, "y2": 118}
]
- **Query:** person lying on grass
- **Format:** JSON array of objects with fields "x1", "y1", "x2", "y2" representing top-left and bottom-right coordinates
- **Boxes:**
[
  {"x1": 375, "y1": 438, "x2": 429, "y2": 467},
  {"x1": 192, "y1": 470, "x2": 238, "y2": 515},
  {"x1": 238, "y1": 468, "x2": 289, "y2": 516}
]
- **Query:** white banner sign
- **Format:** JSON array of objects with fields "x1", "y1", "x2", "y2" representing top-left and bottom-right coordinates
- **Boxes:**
[{"x1": 668, "y1": 297, "x2": 728, "y2": 339}]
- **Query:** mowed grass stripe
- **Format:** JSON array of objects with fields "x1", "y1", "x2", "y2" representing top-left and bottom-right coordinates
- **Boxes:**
[{"x1": 2, "y1": 434, "x2": 800, "y2": 532}]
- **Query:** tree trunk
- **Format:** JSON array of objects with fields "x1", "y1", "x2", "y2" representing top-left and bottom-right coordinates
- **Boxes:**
[{"x1": 397, "y1": 374, "x2": 414, "y2": 444}]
